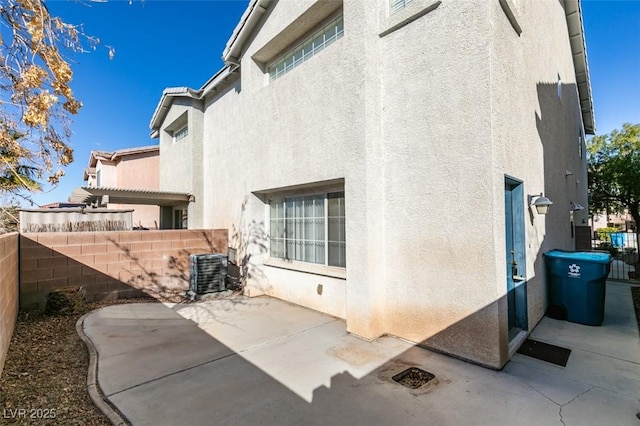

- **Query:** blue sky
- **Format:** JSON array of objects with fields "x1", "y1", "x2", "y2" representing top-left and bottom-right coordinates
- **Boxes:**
[
  {"x1": 30, "y1": 0, "x2": 250, "y2": 206},
  {"x1": 26, "y1": 0, "x2": 640, "y2": 206}
]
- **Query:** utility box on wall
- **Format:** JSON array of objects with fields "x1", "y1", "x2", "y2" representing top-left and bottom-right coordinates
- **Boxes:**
[{"x1": 575, "y1": 226, "x2": 592, "y2": 250}]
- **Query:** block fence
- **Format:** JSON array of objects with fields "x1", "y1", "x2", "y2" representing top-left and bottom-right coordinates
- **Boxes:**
[
  {"x1": 20, "y1": 229, "x2": 228, "y2": 311},
  {"x1": 0, "y1": 233, "x2": 19, "y2": 377}
]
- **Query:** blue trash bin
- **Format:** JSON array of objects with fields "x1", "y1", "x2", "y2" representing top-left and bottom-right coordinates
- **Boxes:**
[
  {"x1": 610, "y1": 232, "x2": 626, "y2": 248},
  {"x1": 544, "y1": 250, "x2": 612, "y2": 326}
]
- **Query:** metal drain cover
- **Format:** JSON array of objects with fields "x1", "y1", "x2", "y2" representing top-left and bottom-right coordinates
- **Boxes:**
[{"x1": 392, "y1": 367, "x2": 436, "y2": 389}]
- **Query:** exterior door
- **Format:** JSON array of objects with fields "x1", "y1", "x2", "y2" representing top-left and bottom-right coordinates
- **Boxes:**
[{"x1": 505, "y1": 177, "x2": 528, "y2": 339}]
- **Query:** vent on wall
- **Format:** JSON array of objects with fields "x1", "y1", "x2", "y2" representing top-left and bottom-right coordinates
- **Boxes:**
[{"x1": 189, "y1": 254, "x2": 228, "y2": 298}]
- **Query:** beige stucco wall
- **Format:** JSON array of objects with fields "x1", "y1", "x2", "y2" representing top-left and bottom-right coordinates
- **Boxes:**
[
  {"x1": 115, "y1": 152, "x2": 159, "y2": 190},
  {"x1": 198, "y1": 0, "x2": 364, "y2": 322},
  {"x1": 158, "y1": 0, "x2": 590, "y2": 368},
  {"x1": 111, "y1": 151, "x2": 160, "y2": 229},
  {"x1": 488, "y1": 0, "x2": 590, "y2": 365},
  {"x1": 377, "y1": 0, "x2": 504, "y2": 365},
  {"x1": 158, "y1": 99, "x2": 204, "y2": 228},
  {"x1": 96, "y1": 159, "x2": 117, "y2": 188}
]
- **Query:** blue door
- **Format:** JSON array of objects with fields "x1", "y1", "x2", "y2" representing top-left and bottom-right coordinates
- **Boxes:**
[{"x1": 505, "y1": 177, "x2": 528, "y2": 339}]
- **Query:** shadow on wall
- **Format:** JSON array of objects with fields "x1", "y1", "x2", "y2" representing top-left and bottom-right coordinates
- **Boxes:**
[
  {"x1": 229, "y1": 196, "x2": 269, "y2": 295},
  {"x1": 19, "y1": 230, "x2": 228, "y2": 310},
  {"x1": 536, "y1": 81, "x2": 584, "y2": 253},
  {"x1": 108, "y1": 230, "x2": 222, "y2": 296},
  {"x1": 388, "y1": 82, "x2": 584, "y2": 367}
]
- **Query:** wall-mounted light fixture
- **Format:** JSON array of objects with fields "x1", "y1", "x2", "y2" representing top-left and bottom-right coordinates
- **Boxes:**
[
  {"x1": 528, "y1": 193, "x2": 553, "y2": 215},
  {"x1": 570, "y1": 202, "x2": 585, "y2": 212}
]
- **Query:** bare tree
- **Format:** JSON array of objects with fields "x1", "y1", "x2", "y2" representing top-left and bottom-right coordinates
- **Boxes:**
[{"x1": 0, "y1": 0, "x2": 110, "y2": 197}]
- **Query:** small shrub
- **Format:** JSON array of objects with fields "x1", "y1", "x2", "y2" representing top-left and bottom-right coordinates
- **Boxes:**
[{"x1": 595, "y1": 227, "x2": 621, "y2": 242}]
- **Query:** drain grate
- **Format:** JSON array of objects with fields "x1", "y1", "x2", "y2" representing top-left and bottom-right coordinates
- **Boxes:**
[{"x1": 392, "y1": 367, "x2": 435, "y2": 389}]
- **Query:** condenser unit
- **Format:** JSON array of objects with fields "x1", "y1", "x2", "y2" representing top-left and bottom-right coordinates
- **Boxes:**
[{"x1": 189, "y1": 253, "x2": 228, "y2": 297}]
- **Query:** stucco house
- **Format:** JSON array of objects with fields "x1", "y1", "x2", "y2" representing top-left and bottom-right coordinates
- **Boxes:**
[
  {"x1": 149, "y1": 0, "x2": 594, "y2": 369},
  {"x1": 78, "y1": 146, "x2": 161, "y2": 229}
]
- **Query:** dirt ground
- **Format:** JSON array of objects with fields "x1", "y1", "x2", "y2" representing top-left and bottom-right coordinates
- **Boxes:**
[{"x1": 0, "y1": 297, "x2": 160, "y2": 425}]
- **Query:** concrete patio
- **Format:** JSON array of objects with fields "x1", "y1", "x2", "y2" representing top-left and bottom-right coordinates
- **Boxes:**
[{"x1": 79, "y1": 281, "x2": 640, "y2": 425}]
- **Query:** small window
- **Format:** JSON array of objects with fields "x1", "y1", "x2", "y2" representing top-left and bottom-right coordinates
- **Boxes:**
[
  {"x1": 96, "y1": 169, "x2": 102, "y2": 188},
  {"x1": 173, "y1": 125, "x2": 188, "y2": 142},
  {"x1": 268, "y1": 15, "x2": 344, "y2": 81},
  {"x1": 391, "y1": 0, "x2": 414, "y2": 14},
  {"x1": 269, "y1": 191, "x2": 345, "y2": 267}
]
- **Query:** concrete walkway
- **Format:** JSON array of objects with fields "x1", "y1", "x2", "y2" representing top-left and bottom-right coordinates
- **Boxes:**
[{"x1": 79, "y1": 282, "x2": 640, "y2": 425}]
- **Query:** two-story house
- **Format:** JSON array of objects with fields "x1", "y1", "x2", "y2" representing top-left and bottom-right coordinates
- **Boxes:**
[
  {"x1": 81, "y1": 146, "x2": 161, "y2": 229},
  {"x1": 149, "y1": 0, "x2": 594, "y2": 369}
]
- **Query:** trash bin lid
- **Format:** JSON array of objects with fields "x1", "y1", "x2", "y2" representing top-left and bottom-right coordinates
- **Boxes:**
[{"x1": 544, "y1": 250, "x2": 612, "y2": 264}]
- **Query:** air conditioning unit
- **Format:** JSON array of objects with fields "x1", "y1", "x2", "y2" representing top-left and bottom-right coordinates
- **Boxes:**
[{"x1": 189, "y1": 253, "x2": 228, "y2": 298}]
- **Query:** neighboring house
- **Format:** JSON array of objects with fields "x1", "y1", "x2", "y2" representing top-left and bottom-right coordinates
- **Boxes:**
[
  {"x1": 591, "y1": 211, "x2": 636, "y2": 233},
  {"x1": 79, "y1": 146, "x2": 161, "y2": 229},
  {"x1": 149, "y1": 0, "x2": 594, "y2": 369}
]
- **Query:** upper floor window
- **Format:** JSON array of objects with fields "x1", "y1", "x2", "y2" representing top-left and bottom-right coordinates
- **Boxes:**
[
  {"x1": 174, "y1": 125, "x2": 188, "y2": 142},
  {"x1": 164, "y1": 111, "x2": 188, "y2": 143},
  {"x1": 96, "y1": 169, "x2": 102, "y2": 188},
  {"x1": 391, "y1": 0, "x2": 414, "y2": 14},
  {"x1": 268, "y1": 15, "x2": 344, "y2": 81}
]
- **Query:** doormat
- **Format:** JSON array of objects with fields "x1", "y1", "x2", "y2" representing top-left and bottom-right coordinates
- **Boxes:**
[{"x1": 516, "y1": 339, "x2": 571, "y2": 367}]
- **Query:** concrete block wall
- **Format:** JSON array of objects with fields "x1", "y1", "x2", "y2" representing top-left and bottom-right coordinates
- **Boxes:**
[
  {"x1": 20, "y1": 229, "x2": 228, "y2": 310},
  {"x1": 0, "y1": 233, "x2": 19, "y2": 377}
]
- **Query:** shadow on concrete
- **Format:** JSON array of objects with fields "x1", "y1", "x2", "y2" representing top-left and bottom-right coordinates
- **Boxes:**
[{"x1": 82, "y1": 282, "x2": 640, "y2": 425}]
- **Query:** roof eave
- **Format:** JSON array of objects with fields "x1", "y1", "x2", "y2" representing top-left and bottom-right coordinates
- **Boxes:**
[
  {"x1": 222, "y1": 0, "x2": 273, "y2": 65},
  {"x1": 149, "y1": 87, "x2": 201, "y2": 134},
  {"x1": 200, "y1": 66, "x2": 237, "y2": 98},
  {"x1": 565, "y1": 0, "x2": 595, "y2": 135},
  {"x1": 110, "y1": 145, "x2": 159, "y2": 161}
]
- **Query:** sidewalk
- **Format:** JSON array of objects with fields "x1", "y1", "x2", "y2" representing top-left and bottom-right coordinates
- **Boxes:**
[{"x1": 79, "y1": 281, "x2": 640, "y2": 425}]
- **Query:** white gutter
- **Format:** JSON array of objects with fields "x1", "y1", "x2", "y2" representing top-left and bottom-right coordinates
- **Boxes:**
[
  {"x1": 200, "y1": 66, "x2": 236, "y2": 97},
  {"x1": 149, "y1": 0, "x2": 273, "y2": 138},
  {"x1": 149, "y1": 87, "x2": 201, "y2": 135},
  {"x1": 222, "y1": 0, "x2": 272, "y2": 66},
  {"x1": 565, "y1": 0, "x2": 595, "y2": 134}
]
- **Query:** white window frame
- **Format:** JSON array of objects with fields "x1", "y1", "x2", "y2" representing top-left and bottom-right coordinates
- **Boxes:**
[
  {"x1": 268, "y1": 14, "x2": 344, "y2": 81},
  {"x1": 269, "y1": 191, "x2": 345, "y2": 268},
  {"x1": 173, "y1": 125, "x2": 188, "y2": 143},
  {"x1": 390, "y1": 0, "x2": 414, "y2": 14}
]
